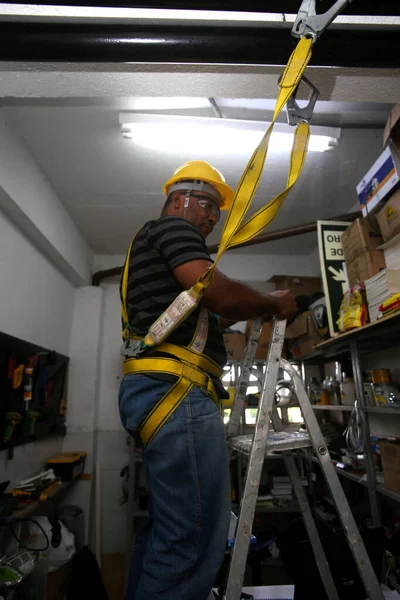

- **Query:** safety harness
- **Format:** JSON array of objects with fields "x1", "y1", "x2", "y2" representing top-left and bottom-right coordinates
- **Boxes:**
[{"x1": 120, "y1": 0, "x2": 350, "y2": 446}]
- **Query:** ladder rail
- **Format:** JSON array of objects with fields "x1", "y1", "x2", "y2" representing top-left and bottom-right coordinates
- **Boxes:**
[
  {"x1": 224, "y1": 319, "x2": 286, "y2": 600},
  {"x1": 271, "y1": 407, "x2": 340, "y2": 600},
  {"x1": 281, "y1": 358, "x2": 384, "y2": 600},
  {"x1": 227, "y1": 317, "x2": 263, "y2": 439}
]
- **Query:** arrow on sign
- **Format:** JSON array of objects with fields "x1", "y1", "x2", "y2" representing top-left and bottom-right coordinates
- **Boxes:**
[{"x1": 328, "y1": 266, "x2": 348, "y2": 294}]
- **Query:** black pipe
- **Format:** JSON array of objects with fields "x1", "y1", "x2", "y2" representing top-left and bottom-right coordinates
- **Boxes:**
[
  {"x1": 91, "y1": 211, "x2": 361, "y2": 285},
  {"x1": 206, "y1": 211, "x2": 361, "y2": 254},
  {"x1": 0, "y1": 23, "x2": 399, "y2": 67}
]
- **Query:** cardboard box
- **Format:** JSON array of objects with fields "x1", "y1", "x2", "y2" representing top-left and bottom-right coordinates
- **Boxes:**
[
  {"x1": 357, "y1": 146, "x2": 400, "y2": 217},
  {"x1": 380, "y1": 439, "x2": 400, "y2": 494},
  {"x1": 267, "y1": 275, "x2": 322, "y2": 297},
  {"x1": 285, "y1": 311, "x2": 323, "y2": 359},
  {"x1": 223, "y1": 331, "x2": 247, "y2": 361},
  {"x1": 383, "y1": 103, "x2": 400, "y2": 152},
  {"x1": 245, "y1": 320, "x2": 273, "y2": 360},
  {"x1": 309, "y1": 296, "x2": 330, "y2": 340},
  {"x1": 376, "y1": 189, "x2": 400, "y2": 240},
  {"x1": 346, "y1": 250, "x2": 386, "y2": 288},
  {"x1": 341, "y1": 218, "x2": 383, "y2": 263}
]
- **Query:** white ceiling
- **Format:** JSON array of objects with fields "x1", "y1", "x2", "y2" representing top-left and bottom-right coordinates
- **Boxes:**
[{"x1": 3, "y1": 96, "x2": 390, "y2": 255}]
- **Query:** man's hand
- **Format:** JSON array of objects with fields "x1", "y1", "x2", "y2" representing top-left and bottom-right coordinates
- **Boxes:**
[{"x1": 265, "y1": 290, "x2": 297, "y2": 321}]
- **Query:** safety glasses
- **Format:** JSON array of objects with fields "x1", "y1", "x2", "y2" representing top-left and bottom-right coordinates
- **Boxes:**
[{"x1": 190, "y1": 193, "x2": 221, "y2": 223}]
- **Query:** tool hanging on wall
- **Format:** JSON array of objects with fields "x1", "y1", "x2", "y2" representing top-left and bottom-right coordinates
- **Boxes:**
[
  {"x1": 11, "y1": 364, "x2": 24, "y2": 390},
  {"x1": 23, "y1": 356, "x2": 36, "y2": 412}
]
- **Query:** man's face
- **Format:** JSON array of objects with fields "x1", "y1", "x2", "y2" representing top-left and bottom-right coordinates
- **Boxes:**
[{"x1": 180, "y1": 191, "x2": 221, "y2": 238}]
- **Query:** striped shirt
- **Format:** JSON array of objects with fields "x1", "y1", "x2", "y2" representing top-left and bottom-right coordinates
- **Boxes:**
[{"x1": 122, "y1": 216, "x2": 227, "y2": 368}]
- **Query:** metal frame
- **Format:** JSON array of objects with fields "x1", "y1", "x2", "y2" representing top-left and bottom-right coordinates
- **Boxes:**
[
  {"x1": 227, "y1": 318, "x2": 263, "y2": 439},
  {"x1": 224, "y1": 318, "x2": 286, "y2": 600},
  {"x1": 283, "y1": 359, "x2": 384, "y2": 600},
  {"x1": 224, "y1": 319, "x2": 384, "y2": 600},
  {"x1": 271, "y1": 406, "x2": 340, "y2": 600},
  {"x1": 349, "y1": 338, "x2": 381, "y2": 527}
]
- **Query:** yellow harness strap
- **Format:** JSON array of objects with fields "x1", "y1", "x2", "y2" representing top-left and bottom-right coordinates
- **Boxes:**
[
  {"x1": 124, "y1": 356, "x2": 220, "y2": 446},
  {"x1": 157, "y1": 342, "x2": 222, "y2": 377},
  {"x1": 120, "y1": 37, "x2": 313, "y2": 445}
]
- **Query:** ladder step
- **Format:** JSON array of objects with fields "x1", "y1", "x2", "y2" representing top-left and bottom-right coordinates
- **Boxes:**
[{"x1": 228, "y1": 431, "x2": 311, "y2": 455}]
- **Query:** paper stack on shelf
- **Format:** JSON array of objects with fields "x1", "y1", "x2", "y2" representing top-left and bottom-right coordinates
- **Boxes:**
[
  {"x1": 271, "y1": 476, "x2": 293, "y2": 500},
  {"x1": 380, "y1": 233, "x2": 400, "y2": 270},
  {"x1": 365, "y1": 269, "x2": 400, "y2": 322}
]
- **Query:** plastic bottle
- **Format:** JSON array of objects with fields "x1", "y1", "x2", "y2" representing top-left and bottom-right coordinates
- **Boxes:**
[{"x1": 307, "y1": 377, "x2": 321, "y2": 405}]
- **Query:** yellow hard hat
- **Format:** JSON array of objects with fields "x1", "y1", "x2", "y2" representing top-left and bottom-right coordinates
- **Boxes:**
[{"x1": 162, "y1": 160, "x2": 234, "y2": 210}]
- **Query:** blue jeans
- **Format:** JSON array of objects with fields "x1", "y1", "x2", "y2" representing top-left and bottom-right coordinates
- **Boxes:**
[{"x1": 119, "y1": 373, "x2": 231, "y2": 600}]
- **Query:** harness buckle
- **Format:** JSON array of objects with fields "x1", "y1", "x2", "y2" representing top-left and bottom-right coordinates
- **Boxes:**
[
  {"x1": 292, "y1": 0, "x2": 352, "y2": 43},
  {"x1": 286, "y1": 75, "x2": 319, "y2": 126},
  {"x1": 120, "y1": 338, "x2": 145, "y2": 358}
]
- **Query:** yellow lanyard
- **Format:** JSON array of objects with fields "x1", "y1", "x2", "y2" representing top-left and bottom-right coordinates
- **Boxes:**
[
  {"x1": 122, "y1": 36, "x2": 313, "y2": 346},
  {"x1": 192, "y1": 36, "x2": 313, "y2": 295}
]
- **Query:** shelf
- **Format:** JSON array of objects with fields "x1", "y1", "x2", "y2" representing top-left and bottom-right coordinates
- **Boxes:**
[
  {"x1": 301, "y1": 311, "x2": 400, "y2": 362},
  {"x1": 312, "y1": 456, "x2": 400, "y2": 504},
  {"x1": 255, "y1": 504, "x2": 299, "y2": 513},
  {"x1": 232, "y1": 503, "x2": 299, "y2": 513},
  {"x1": 314, "y1": 312, "x2": 400, "y2": 352},
  {"x1": 311, "y1": 456, "x2": 365, "y2": 484},
  {"x1": 12, "y1": 480, "x2": 74, "y2": 520},
  {"x1": 365, "y1": 406, "x2": 400, "y2": 415},
  {"x1": 388, "y1": 574, "x2": 400, "y2": 593},
  {"x1": 132, "y1": 507, "x2": 149, "y2": 517},
  {"x1": 312, "y1": 405, "x2": 354, "y2": 411},
  {"x1": 376, "y1": 484, "x2": 400, "y2": 503}
]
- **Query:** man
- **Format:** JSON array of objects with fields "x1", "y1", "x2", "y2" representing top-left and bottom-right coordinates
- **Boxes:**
[{"x1": 119, "y1": 160, "x2": 297, "y2": 600}]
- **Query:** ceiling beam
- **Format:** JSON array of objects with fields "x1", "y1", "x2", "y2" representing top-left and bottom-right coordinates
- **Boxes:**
[
  {"x1": 0, "y1": 22, "x2": 399, "y2": 68},
  {"x1": 3, "y1": 1, "x2": 400, "y2": 16}
]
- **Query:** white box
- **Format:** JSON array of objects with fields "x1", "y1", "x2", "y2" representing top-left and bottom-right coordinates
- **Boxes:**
[{"x1": 357, "y1": 146, "x2": 400, "y2": 217}]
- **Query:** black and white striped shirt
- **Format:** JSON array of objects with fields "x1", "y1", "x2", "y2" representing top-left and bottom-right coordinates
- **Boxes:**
[{"x1": 122, "y1": 216, "x2": 227, "y2": 368}]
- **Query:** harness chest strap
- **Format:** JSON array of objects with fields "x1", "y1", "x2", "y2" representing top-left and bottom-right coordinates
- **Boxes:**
[{"x1": 124, "y1": 356, "x2": 221, "y2": 446}]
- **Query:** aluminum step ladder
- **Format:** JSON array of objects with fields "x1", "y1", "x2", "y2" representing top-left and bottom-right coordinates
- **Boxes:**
[{"x1": 223, "y1": 318, "x2": 384, "y2": 600}]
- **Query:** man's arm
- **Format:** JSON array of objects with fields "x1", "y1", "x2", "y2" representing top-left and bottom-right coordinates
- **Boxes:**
[
  {"x1": 173, "y1": 260, "x2": 296, "y2": 321},
  {"x1": 219, "y1": 317, "x2": 238, "y2": 331}
]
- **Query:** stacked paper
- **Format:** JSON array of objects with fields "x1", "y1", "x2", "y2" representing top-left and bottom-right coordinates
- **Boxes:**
[
  {"x1": 271, "y1": 476, "x2": 293, "y2": 500},
  {"x1": 380, "y1": 233, "x2": 400, "y2": 270},
  {"x1": 365, "y1": 269, "x2": 400, "y2": 322}
]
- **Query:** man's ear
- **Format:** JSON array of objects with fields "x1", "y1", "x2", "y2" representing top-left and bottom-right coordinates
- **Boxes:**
[{"x1": 171, "y1": 191, "x2": 184, "y2": 210}]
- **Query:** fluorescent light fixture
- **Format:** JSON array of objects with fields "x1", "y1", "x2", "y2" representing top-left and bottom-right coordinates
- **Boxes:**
[{"x1": 119, "y1": 113, "x2": 340, "y2": 154}]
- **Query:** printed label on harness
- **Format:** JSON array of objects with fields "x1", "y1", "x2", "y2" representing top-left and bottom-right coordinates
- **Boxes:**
[
  {"x1": 145, "y1": 290, "x2": 200, "y2": 346},
  {"x1": 189, "y1": 306, "x2": 209, "y2": 354}
]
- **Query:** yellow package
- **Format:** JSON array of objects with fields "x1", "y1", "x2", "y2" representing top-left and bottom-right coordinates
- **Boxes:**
[{"x1": 337, "y1": 287, "x2": 367, "y2": 333}]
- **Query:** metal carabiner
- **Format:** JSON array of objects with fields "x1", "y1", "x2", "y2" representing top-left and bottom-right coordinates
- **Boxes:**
[
  {"x1": 286, "y1": 75, "x2": 320, "y2": 126},
  {"x1": 292, "y1": 0, "x2": 353, "y2": 43}
]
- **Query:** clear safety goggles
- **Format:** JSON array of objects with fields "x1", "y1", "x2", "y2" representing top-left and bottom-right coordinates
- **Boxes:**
[{"x1": 189, "y1": 193, "x2": 221, "y2": 223}]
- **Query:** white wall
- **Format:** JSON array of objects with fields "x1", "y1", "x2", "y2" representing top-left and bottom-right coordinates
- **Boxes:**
[
  {"x1": 96, "y1": 282, "x2": 129, "y2": 554},
  {"x1": 0, "y1": 109, "x2": 95, "y2": 540},
  {"x1": 0, "y1": 209, "x2": 75, "y2": 358},
  {"x1": 0, "y1": 111, "x2": 92, "y2": 285},
  {"x1": 0, "y1": 208, "x2": 76, "y2": 482}
]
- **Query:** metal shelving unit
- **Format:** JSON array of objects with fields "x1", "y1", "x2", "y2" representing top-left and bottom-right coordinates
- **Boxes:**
[
  {"x1": 304, "y1": 312, "x2": 400, "y2": 528},
  {"x1": 312, "y1": 405, "x2": 353, "y2": 411}
]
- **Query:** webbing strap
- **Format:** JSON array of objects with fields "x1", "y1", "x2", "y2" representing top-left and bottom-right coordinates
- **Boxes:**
[
  {"x1": 140, "y1": 378, "x2": 193, "y2": 446},
  {"x1": 194, "y1": 36, "x2": 313, "y2": 294},
  {"x1": 120, "y1": 37, "x2": 313, "y2": 340},
  {"x1": 157, "y1": 342, "x2": 222, "y2": 377},
  {"x1": 124, "y1": 356, "x2": 220, "y2": 446}
]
